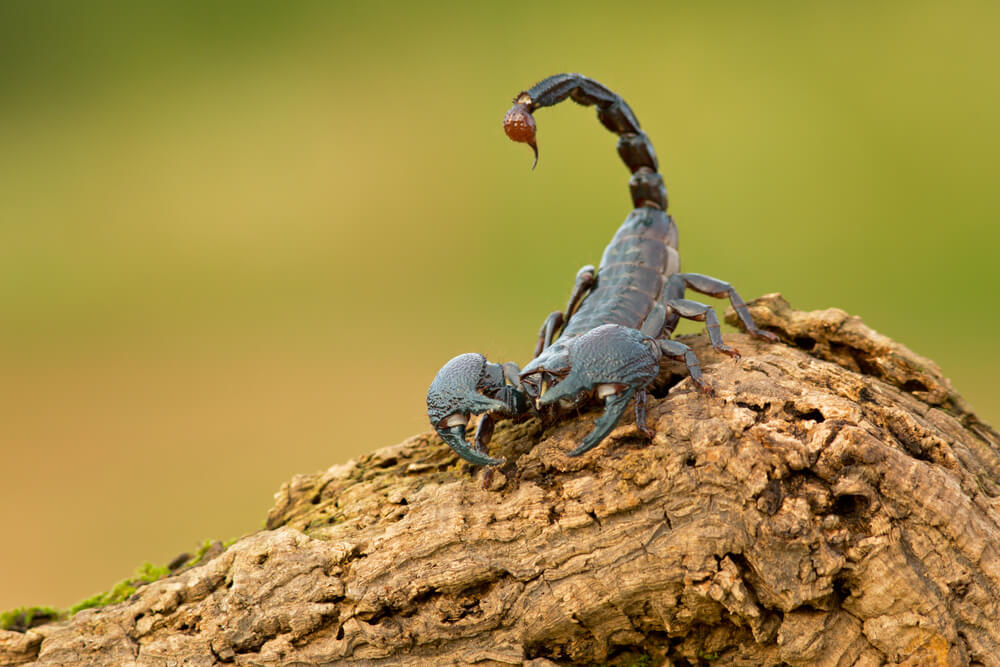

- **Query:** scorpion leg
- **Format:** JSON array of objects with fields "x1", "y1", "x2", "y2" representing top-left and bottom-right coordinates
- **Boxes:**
[
  {"x1": 633, "y1": 388, "x2": 655, "y2": 440},
  {"x1": 564, "y1": 264, "x2": 596, "y2": 322},
  {"x1": 533, "y1": 311, "x2": 565, "y2": 358},
  {"x1": 658, "y1": 338, "x2": 713, "y2": 394},
  {"x1": 663, "y1": 298, "x2": 741, "y2": 359},
  {"x1": 474, "y1": 413, "x2": 496, "y2": 456},
  {"x1": 532, "y1": 265, "x2": 596, "y2": 358},
  {"x1": 670, "y1": 273, "x2": 779, "y2": 342}
]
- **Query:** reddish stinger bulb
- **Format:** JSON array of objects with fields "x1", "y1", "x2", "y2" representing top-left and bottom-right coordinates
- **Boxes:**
[{"x1": 503, "y1": 96, "x2": 538, "y2": 169}]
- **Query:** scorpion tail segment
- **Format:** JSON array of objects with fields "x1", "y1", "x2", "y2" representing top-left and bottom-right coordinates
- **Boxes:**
[
  {"x1": 436, "y1": 424, "x2": 506, "y2": 467},
  {"x1": 503, "y1": 102, "x2": 538, "y2": 168},
  {"x1": 511, "y1": 74, "x2": 667, "y2": 208},
  {"x1": 524, "y1": 73, "x2": 618, "y2": 110},
  {"x1": 569, "y1": 388, "x2": 636, "y2": 457}
]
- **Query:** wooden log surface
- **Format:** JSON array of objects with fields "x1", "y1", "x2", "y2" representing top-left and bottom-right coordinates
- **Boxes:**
[{"x1": 3, "y1": 294, "x2": 999, "y2": 666}]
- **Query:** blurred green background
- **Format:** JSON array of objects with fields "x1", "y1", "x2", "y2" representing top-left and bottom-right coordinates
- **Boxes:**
[{"x1": 1, "y1": 1, "x2": 997, "y2": 611}]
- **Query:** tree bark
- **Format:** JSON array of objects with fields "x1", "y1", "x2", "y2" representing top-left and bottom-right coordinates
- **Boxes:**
[{"x1": 4, "y1": 295, "x2": 999, "y2": 666}]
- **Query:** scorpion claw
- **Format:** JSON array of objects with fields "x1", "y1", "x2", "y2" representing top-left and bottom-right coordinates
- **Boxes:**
[
  {"x1": 437, "y1": 424, "x2": 505, "y2": 467},
  {"x1": 522, "y1": 325, "x2": 661, "y2": 456},
  {"x1": 568, "y1": 388, "x2": 636, "y2": 456},
  {"x1": 427, "y1": 353, "x2": 525, "y2": 467}
]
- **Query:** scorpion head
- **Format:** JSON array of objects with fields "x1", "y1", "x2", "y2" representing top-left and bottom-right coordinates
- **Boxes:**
[
  {"x1": 521, "y1": 325, "x2": 659, "y2": 407},
  {"x1": 521, "y1": 324, "x2": 662, "y2": 455},
  {"x1": 518, "y1": 339, "x2": 575, "y2": 409},
  {"x1": 426, "y1": 353, "x2": 526, "y2": 466}
]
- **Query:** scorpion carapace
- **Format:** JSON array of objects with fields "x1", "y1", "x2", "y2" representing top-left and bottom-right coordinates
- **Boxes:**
[{"x1": 427, "y1": 73, "x2": 778, "y2": 469}]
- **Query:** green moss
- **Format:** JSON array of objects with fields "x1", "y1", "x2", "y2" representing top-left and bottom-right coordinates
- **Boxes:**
[
  {"x1": 136, "y1": 562, "x2": 170, "y2": 581},
  {"x1": 0, "y1": 606, "x2": 63, "y2": 632},
  {"x1": 4, "y1": 539, "x2": 235, "y2": 631},
  {"x1": 177, "y1": 537, "x2": 239, "y2": 569},
  {"x1": 180, "y1": 539, "x2": 216, "y2": 569},
  {"x1": 68, "y1": 561, "x2": 179, "y2": 616}
]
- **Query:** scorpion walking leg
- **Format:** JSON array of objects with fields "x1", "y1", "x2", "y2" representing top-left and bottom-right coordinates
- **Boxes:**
[
  {"x1": 532, "y1": 265, "x2": 596, "y2": 358},
  {"x1": 664, "y1": 298, "x2": 741, "y2": 359},
  {"x1": 473, "y1": 412, "x2": 496, "y2": 457},
  {"x1": 564, "y1": 264, "x2": 596, "y2": 322},
  {"x1": 633, "y1": 389, "x2": 655, "y2": 440},
  {"x1": 658, "y1": 338, "x2": 713, "y2": 394},
  {"x1": 533, "y1": 311, "x2": 565, "y2": 358},
  {"x1": 474, "y1": 413, "x2": 501, "y2": 489},
  {"x1": 670, "y1": 273, "x2": 779, "y2": 342}
]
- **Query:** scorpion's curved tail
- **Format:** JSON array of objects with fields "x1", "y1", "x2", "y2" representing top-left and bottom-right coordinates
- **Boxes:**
[{"x1": 503, "y1": 73, "x2": 667, "y2": 211}]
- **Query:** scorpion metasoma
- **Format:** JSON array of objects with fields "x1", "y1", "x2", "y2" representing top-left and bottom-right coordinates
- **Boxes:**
[{"x1": 427, "y1": 73, "x2": 778, "y2": 468}]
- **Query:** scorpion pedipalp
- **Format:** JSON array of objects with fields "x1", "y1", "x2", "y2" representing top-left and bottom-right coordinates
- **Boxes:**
[
  {"x1": 521, "y1": 324, "x2": 661, "y2": 455},
  {"x1": 426, "y1": 353, "x2": 525, "y2": 467}
]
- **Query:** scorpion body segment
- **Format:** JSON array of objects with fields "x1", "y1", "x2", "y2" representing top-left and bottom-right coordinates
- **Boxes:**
[
  {"x1": 557, "y1": 204, "x2": 679, "y2": 339},
  {"x1": 506, "y1": 73, "x2": 666, "y2": 210},
  {"x1": 428, "y1": 73, "x2": 778, "y2": 468}
]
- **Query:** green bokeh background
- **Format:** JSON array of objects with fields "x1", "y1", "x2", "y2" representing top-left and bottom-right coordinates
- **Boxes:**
[{"x1": 2, "y1": 1, "x2": 997, "y2": 611}]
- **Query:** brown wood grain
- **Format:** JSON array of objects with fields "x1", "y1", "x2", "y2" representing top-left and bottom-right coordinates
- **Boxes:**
[{"x1": 4, "y1": 295, "x2": 998, "y2": 666}]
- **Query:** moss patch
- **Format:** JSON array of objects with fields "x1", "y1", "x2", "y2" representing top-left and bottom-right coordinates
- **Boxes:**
[
  {"x1": 1, "y1": 538, "x2": 236, "y2": 632},
  {"x1": 0, "y1": 606, "x2": 62, "y2": 632},
  {"x1": 66, "y1": 561, "x2": 170, "y2": 616},
  {"x1": 177, "y1": 539, "x2": 214, "y2": 570}
]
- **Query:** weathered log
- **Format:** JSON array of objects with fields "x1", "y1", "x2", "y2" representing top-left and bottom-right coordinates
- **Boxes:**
[{"x1": 3, "y1": 295, "x2": 999, "y2": 666}]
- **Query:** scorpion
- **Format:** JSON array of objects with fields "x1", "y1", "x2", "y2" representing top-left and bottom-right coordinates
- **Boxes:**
[{"x1": 426, "y1": 73, "x2": 778, "y2": 468}]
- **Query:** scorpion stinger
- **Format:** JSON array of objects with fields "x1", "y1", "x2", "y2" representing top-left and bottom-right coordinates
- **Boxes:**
[
  {"x1": 503, "y1": 98, "x2": 538, "y2": 168},
  {"x1": 427, "y1": 73, "x2": 779, "y2": 470},
  {"x1": 504, "y1": 73, "x2": 667, "y2": 211}
]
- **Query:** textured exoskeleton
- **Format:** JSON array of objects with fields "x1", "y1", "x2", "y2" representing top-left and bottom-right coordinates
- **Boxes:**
[
  {"x1": 426, "y1": 353, "x2": 527, "y2": 466},
  {"x1": 427, "y1": 73, "x2": 778, "y2": 467}
]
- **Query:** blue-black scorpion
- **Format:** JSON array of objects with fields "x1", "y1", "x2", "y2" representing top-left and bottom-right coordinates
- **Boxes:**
[{"x1": 427, "y1": 73, "x2": 778, "y2": 468}]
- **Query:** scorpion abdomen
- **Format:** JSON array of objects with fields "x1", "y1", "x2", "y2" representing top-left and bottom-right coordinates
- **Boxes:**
[{"x1": 562, "y1": 206, "x2": 680, "y2": 338}]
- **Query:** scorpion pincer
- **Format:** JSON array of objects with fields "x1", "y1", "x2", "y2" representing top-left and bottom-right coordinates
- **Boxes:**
[{"x1": 426, "y1": 73, "x2": 778, "y2": 467}]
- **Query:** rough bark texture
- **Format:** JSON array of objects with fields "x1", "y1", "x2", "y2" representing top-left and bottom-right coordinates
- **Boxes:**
[{"x1": 4, "y1": 295, "x2": 1000, "y2": 666}]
